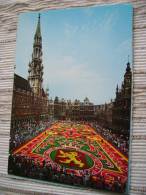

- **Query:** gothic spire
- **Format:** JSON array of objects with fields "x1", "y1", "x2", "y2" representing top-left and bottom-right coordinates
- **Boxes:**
[
  {"x1": 35, "y1": 13, "x2": 41, "y2": 38},
  {"x1": 28, "y1": 14, "x2": 43, "y2": 96}
]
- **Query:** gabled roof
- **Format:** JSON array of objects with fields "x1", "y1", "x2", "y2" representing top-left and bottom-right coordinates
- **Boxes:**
[{"x1": 14, "y1": 74, "x2": 31, "y2": 92}]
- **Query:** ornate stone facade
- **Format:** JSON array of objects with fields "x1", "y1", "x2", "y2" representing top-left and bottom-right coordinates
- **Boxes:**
[{"x1": 112, "y1": 61, "x2": 132, "y2": 134}]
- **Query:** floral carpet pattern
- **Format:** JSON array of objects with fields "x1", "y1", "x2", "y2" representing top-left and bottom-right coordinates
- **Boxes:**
[{"x1": 13, "y1": 122, "x2": 128, "y2": 188}]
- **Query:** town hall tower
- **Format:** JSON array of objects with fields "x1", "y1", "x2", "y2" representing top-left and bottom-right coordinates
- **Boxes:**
[{"x1": 28, "y1": 14, "x2": 43, "y2": 96}]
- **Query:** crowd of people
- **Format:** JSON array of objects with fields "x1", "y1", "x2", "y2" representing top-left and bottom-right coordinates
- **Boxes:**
[
  {"x1": 9, "y1": 119, "x2": 53, "y2": 151},
  {"x1": 90, "y1": 122, "x2": 129, "y2": 156},
  {"x1": 10, "y1": 119, "x2": 129, "y2": 157},
  {"x1": 8, "y1": 154, "x2": 126, "y2": 193}
]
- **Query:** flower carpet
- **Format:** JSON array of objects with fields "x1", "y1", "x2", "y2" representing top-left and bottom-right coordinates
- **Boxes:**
[{"x1": 13, "y1": 122, "x2": 128, "y2": 189}]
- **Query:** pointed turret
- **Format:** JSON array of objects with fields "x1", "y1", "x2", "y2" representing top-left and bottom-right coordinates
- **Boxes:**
[
  {"x1": 124, "y1": 58, "x2": 132, "y2": 81},
  {"x1": 28, "y1": 14, "x2": 43, "y2": 96},
  {"x1": 126, "y1": 55, "x2": 131, "y2": 72},
  {"x1": 124, "y1": 58, "x2": 132, "y2": 96},
  {"x1": 126, "y1": 61, "x2": 131, "y2": 72},
  {"x1": 33, "y1": 14, "x2": 42, "y2": 49}
]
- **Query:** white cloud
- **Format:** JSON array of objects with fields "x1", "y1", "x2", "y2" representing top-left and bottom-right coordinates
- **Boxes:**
[{"x1": 98, "y1": 10, "x2": 118, "y2": 34}]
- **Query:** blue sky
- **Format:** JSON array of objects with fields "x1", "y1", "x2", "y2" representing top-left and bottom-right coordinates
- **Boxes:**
[{"x1": 15, "y1": 4, "x2": 132, "y2": 105}]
